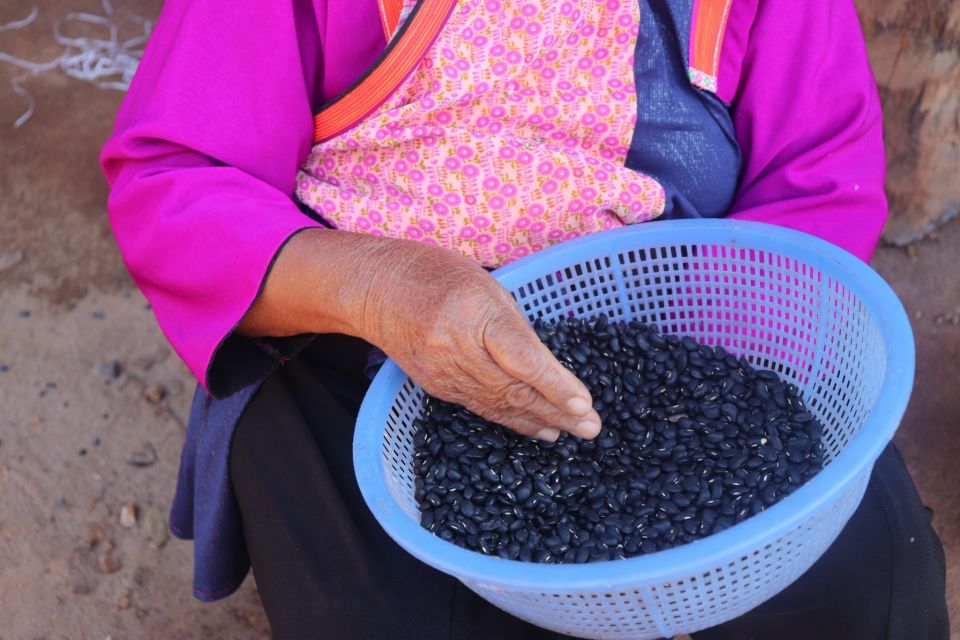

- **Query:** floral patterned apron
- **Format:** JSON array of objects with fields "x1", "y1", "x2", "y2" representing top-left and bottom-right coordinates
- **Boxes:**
[{"x1": 296, "y1": 0, "x2": 667, "y2": 267}]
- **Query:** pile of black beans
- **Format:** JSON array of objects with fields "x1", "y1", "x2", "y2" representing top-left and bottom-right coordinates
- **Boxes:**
[{"x1": 412, "y1": 316, "x2": 825, "y2": 563}]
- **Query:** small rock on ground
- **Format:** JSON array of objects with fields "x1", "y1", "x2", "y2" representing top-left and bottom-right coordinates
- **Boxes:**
[
  {"x1": 0, "y1": 249, "x2": 23, "y2": 272},
  {"x1": 127, "y1": 442, "x2": 158, "y2": 468},
  {"x1": 77, "y1": 523, "x2": 105, "y2": 550},
  {"x1": 142, "y1": 505, "x2": 169, "y2": 548},
  {"x1": 99, "y1": 360, "x2": 122, "y2": 379},
  {"x1": 119, "y1": 502, "x2": 137, "y2": 528},
  {"x1": 143, "y1": 384, "x2": 166, "y2": 403},
  {"x1": 98, "y1": 552, "x2": 122, "y2": 574}
]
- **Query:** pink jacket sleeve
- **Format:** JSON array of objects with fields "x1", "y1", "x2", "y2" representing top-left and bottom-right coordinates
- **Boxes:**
[
  {"x1": 718, "y1": 0, "x2": 887, "y2": 261},
  {"x1": 101, "y1": 1, "x2": 327, "y2": 396}
]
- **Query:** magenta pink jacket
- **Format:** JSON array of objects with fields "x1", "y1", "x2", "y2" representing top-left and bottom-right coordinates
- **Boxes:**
[{"x1": 100, "y1": 0, "x2": 886, "y2": 394}]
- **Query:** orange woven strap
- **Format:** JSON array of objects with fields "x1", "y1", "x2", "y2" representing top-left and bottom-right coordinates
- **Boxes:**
[
  {"x1": 377, "y1": 0, "x2": 405, "y2": 42},
  {"x1": 313, "y1": 0, "x2": 457, "y2": 144},
  {"x1": 688, "y1": 0, "x2": 733, "y2": 93}
]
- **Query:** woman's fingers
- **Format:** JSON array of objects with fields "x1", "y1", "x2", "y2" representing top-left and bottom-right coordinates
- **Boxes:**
[
  {"x1": 491, "y1": 373, "x2": 599, "y2": 439},
  {"x1": 483, "y1": 314, "x2": 601, "y2": 439},
  {"x1": 483, "y1": 412, "x2": 562, "y2": 442},
  {"x1": 442, "y1": 365, "x2": 580, "y2": 441}
]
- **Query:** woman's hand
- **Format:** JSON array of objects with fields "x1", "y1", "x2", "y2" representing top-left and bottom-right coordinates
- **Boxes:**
[
  {"x1": 239, "y1": 229, "x2": 600, "y2": 441},
  {"x1": 360, "y1": 239, "x2": 601, "y2": 442}
]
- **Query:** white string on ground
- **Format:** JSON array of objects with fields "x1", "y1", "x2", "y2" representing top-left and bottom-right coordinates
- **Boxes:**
[
  {"x1": 0, "y1": 6, "x2": 39, "y2": 33},
  {"x1": 0, "y1": 0, "x2": 151, "y2": 127}
]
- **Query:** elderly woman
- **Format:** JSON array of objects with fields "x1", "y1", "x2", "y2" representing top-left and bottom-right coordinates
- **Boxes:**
[{"x1": 101, "y1": 0, "x2": 947, "y2": 638}]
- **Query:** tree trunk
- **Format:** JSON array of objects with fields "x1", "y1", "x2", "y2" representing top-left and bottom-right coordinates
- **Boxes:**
[{"x1": 855, "y1": 0, "x2": 960, "y2": 245}]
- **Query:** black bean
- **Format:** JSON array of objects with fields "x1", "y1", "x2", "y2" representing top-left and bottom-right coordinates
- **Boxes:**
[
  {"x1": 681, "y1": 475, "x2": 701, "y2": 493},
  {"x1": 561, "y1": 479, "x2": 588, "y2": 499},
  {"x1": 757, "y1": 445, "x2": 779, "y2": 462},
  {"x1": 443, "y1": 441, "x2": 470, "y2": 457},
  {"x1": 598, "y1": 434, "x2": 617, "y2": 448},
  {"x1": 413, "y1": 316, "x2": 824, "y2": 563},
  {"x1": 487, "y1": 450, "x2": 506, "y2": 467},
  {"x1": 761, "y1": 485, "x2": 778, "y2": 505},
  {"x1": 636, "y1": 464, "x2": 661, "y2": 480},
  {"x1": 571, "y1": 347, "x2": 590, "y2": 365},
  {"x1": 535, "y1": 480, "x2": 556, "y2": 497},
  {"x1": 421, "y1": 510, "x2": 434, "y2": 528},
  {"x1": 460, "y1": 501, "x2": 477, "y2": 518},
  {"x1": 704, "y1": 431, "x2": 725, "y2": 444},
  {"x1": 671, "y1": 493, "x2": 692, "y2": 508},
  {"x1": 720, "y1": 403, "x2": 739, "y2": 421},
  {"x1": 513, "y1": 480, "x2": 532, "y2": 502},
  {"x1": 444, "y1": 468, "x2": 462, "y2": 482}
]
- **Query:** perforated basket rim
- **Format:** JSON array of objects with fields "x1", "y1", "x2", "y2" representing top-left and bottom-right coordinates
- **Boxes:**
[{"x1": 353, "y1": 219, "x2": 914, "y2": 592}]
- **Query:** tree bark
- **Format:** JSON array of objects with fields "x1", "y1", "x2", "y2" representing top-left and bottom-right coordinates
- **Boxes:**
[{"x1": 855, "y1": 0, "x2": 960, "y2": 244}]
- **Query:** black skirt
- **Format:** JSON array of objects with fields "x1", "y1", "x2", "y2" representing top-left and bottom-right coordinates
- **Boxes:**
[{"x1": 229, "y1": 334, "x2": 948, "y2": 640}]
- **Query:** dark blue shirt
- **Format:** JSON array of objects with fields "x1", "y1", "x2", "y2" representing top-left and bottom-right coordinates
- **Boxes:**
[{"x1": 170, "y1": 0, "x2": 741, "y2": 601}]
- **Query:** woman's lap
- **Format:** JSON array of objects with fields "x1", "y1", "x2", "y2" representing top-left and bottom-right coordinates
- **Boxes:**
[
  {"x1": 692, "y1": 444, "x2": 948, "y2": 640},
  {"x1": 230, "y1": 336, "x2": 948, "y2": 640},
  {"x1": 230, "y1": 335, "x2": 567, "y2": 640}
]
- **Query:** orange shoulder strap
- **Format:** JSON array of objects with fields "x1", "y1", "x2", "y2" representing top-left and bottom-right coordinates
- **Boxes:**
[
  {"x1": 688, "y1": 0, "x2": 733, "y2": 94},
  {"x1": 377, "y1": 0, "x2": 405, "y2": 42},
  {"x1": 313, "y1": 0, "x2": 457, "y2": 144}
]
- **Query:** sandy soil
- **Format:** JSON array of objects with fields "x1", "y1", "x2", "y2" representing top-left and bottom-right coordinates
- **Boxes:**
[
  {"x1": 0, "y1": 0, "x2": 956, "y2": 638},
  {"x1": 1, "y1": 2, "x2": 268, "y2": 637}
]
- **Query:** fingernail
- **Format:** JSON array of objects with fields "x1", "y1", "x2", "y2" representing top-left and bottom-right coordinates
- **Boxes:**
[
  {"x1": 566, "y1": 396, "x2": 592, "y2": 415},
  {"x1": 576, "y1": 420, "x2": 601, "y2": 439},
  {"x1": 533, "y1": 427, "x2": 560, "y2": 442}
]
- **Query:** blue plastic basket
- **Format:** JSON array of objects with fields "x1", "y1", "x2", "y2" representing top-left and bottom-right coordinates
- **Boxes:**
[{"x1": 353, "y1": 219, "x2": 914, "y2": 639}]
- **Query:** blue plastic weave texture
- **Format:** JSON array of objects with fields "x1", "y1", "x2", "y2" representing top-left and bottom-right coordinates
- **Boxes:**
[{"x1": 354, "y1": 220, "x2": 914, "y2": 640}]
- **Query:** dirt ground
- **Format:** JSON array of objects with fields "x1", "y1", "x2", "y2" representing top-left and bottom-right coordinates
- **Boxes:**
[{"x1": 0, "y1": 1, "x2": 956, "y2": 639}]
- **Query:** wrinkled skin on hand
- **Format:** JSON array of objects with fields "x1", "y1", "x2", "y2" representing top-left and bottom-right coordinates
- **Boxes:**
[{"x1": 360, "y1": 241, "x2": 601, "y2": 441}]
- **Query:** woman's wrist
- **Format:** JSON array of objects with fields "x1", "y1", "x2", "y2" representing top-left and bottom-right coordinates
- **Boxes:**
[{"x1": 237, "y1": 228, "x2": 398, "y2": 341}]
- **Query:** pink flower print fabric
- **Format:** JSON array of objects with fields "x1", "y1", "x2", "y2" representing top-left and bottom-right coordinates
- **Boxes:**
[{"x1": 297, "y1": 0, "x2": 667, "y2": 267}]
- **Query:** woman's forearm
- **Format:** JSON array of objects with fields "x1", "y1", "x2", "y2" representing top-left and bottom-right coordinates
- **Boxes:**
[
  {"x1": 238, "y1": 228, "x2": 601, "y2": 440},
  {"x1": 238, "y1": 228, "x2": 394, "y2": 340}
]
